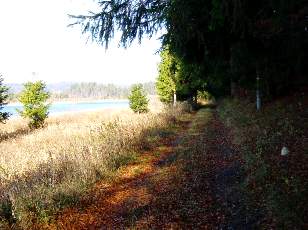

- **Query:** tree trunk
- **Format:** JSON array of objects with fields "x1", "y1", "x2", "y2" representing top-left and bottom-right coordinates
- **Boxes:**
[
  {"x1": 231, "y1": 81, "x2": 237, "y2": 97},
  {"x1": 190, "y1": 91, "x2": 198, "y2": 110},
  {"x1": 256, "y1": 64, "x2": 261, "y2": 111},
  {"x1": 173, "y1": 92, "x2": 177, "y2": 107}
]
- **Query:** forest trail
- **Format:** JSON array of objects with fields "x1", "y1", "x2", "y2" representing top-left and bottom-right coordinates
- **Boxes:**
[{"x1": 39, "y1": 108, "x2": 258, "y2": 229}]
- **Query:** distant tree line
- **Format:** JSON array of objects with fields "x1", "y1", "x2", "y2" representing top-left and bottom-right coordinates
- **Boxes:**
[
  {"x1": 7, "y1": 82, "x2": 156, "y2": 101},
  {"x1": 58, "y1": 83, "x2": 130, "y2": 99},
  {"x1": 55, "y1": 82, "x2": 155, "y2": 99}
]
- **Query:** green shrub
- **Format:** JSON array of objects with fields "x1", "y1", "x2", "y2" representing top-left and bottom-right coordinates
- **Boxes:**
[
  {"x1": 128, "y1": 84, "x2": 149, "y2": 114},
  {"x1": 18, "y1": 81, "x2": 50, "y2": 129},
  {"x1": 0, "y1": 76, "x2": 10, "y2": 123},
  {"x1": 0, "y1": 198, "x2": 15, "y2": 224}
]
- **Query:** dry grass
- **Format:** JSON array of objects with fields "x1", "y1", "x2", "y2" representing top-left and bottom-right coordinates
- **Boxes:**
[
  {"x1": 0, "y1": 108, "x2": 131, "y2": 178},
  {"x1": 0, "y1": 99, "x2": 185, "y2": 228}
]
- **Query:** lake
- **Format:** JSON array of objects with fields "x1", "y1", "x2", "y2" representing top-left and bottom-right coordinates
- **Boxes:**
[{"x1": 3, "y1": 100, "x2": 129, "y2": 117}]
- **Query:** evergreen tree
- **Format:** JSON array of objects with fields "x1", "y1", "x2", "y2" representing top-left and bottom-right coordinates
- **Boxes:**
[
  {"x1": 0, "y1": 75, "x2": 10, "y2": 123},
  {"x1": 18, "y1": 81, "x2": 50, "y2": 129},
  {"x1": 156, "y1": 47, "x2": 178, "y2": 104},
  {"x1": 73, "y1": 0, "x2": 308, "y2": 99},
  {"x1": 128, "y1": 84, "x2": 149, "y2": 114},
  {"x1": 69, "y1": 0, "x2": 167, "y2": 48}
]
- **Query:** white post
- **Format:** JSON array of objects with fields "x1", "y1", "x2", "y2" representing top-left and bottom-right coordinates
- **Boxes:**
[
  {"x1": 256, "y1": 74, "x2": 261, "y2": 111},
  {"x1": 173, "y1": 92, "x2": 177, "y2": 107}
]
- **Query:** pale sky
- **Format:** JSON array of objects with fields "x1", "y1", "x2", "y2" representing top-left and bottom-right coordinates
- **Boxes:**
[{"x1": 0, "y1": 0, "x2": 163, "y2": 85}]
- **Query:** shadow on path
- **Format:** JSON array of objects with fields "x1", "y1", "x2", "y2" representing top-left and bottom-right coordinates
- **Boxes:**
[{"x1": 43, "y1": 109, "x2": 261, "y2": 229}]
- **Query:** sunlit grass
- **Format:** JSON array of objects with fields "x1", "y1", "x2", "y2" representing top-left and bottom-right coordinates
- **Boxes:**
[{"x1": 0, "y1": 98, "x2": 185, "y2": 228}]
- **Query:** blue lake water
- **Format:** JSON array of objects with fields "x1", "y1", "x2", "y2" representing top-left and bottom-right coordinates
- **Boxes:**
[{"x1": 3, "y1": 100, "x2": 129, "y2": 117}]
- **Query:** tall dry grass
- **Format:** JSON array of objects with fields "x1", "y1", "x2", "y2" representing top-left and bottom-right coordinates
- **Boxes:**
[{"x1": 0, "y1": 100, "x2": 185, "y2": 228}]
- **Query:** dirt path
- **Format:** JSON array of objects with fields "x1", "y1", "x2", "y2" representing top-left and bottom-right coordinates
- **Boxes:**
[{"x1": 40, "y1": 108, "x2": 259, "y2": 229}]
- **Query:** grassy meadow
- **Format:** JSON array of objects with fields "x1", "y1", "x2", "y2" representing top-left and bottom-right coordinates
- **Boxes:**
[{"x1": 0, "y1": 99, "x2": 186, "y2": 228}]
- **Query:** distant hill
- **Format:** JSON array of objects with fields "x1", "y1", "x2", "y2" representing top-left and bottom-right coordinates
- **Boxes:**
[
  {"x1": 6, "y1": 83, "x2": 23, "y2": 94},
  {"x1": 7, "y1": 82, "x2": 156, "y2": 99}
]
